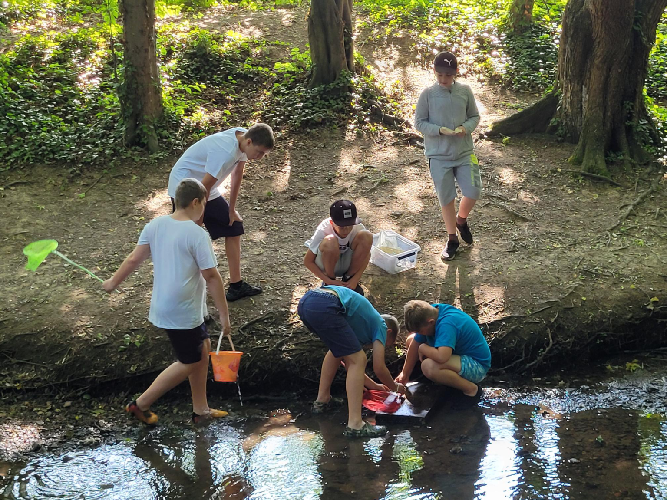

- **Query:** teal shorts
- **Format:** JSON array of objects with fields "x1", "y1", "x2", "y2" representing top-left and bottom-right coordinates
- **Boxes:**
[
  {"x1": 428, "y1": 154, "x2": 482, "y2": 206},
  {"x1": 459, "y1": 355, "x2": 488, "y2": 384}
]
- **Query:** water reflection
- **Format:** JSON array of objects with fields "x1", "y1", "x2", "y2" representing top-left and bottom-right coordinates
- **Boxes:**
[{"x1": 2, "y1": 393, "x2": 667, "y2": 499}]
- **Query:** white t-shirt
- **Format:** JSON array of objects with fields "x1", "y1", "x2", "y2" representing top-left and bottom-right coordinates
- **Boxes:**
[
  {"x1": 167, "y1": 128, "x2": 248, "y2": 201},
  {"x1": 138, "y1": 215, "x2": 218, "y2": 329},
  {"x1": 305, "y1": 217, "x2": 365, "y2": 254}
]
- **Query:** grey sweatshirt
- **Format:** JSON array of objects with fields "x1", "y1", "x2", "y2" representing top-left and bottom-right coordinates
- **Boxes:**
[{"x1": 414, "y1": 82, "x2": 480, "y2": 164}]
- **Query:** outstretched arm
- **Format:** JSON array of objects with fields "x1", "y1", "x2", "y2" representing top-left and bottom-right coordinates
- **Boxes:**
[
  {"x1": 396, "y1": 338, "x2": 421, "y2": 384},
  {"x1": 103, "y1": 244, "x2": 151, "y2": 292},
  {"x1": 372, "y1": 341, "x2": 406, "y2": 394}
]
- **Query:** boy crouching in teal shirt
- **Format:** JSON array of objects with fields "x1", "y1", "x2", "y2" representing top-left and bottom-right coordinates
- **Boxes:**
[
  {"x1": 396, "y1": 300, "x2": 490, "y2": 398},
  {"x1": 103, "y1": 178, "x2": 232, "y2": 425},
  {"x1": 297, "y1": 286, "x2": 406, "y2": 438}
]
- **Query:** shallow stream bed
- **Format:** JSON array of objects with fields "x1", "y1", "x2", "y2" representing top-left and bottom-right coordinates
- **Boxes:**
[{"x1": 1, "y1": 351, "x2": 667, "y2": 499}]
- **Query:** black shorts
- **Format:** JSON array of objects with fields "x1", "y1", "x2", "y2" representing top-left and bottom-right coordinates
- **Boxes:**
[
  {"x1": 171, "y1": 196, "x2": 244, "y2": 240},
  {"x1": 165, "y1": 323, "x2": 210, "y2": 364}
]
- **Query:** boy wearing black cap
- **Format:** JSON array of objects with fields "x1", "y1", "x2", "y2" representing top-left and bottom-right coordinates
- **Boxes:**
[
  {"x1": 303, "y1": 200, "x2": 372, "y2": 295},
  {"x1": 415, "y1": 51, "x2": 481, "y2": 261}
]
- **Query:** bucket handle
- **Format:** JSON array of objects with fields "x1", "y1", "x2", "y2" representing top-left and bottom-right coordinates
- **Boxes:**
[{"x1": 215, "y1": 333, "x2": 235, "y2": 354}]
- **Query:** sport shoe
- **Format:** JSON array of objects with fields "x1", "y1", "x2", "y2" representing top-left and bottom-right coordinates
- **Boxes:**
[
  {"x1": 312, "y1": 397, "x2": 344, "y2": 414},
  {"x1": 456, "y1": 222, "x2": 473, "y2": 244},
  {"x1": 226, "y1": 281, "x2": 262, "y2": 302},
  {"x1": 441, "y1": 240, "x2": 460, "y2": 261},
  {"x1": 192, "y1": 408, "x2": 229, "y2": 424},
  {"x1": 343, "y1": 422, "x2": 387, "y2": 438},
  {"x1": 125, "y1": 400, "x2": 158, "y2": 426}
]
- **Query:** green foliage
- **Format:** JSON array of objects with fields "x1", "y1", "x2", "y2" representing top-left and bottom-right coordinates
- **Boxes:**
[
  {"x1": 0, "y1": 29, "x2": 123, "y2": 166},
  {"x1": 646, "y1": 12, "x2": 667, "y2": 100},
  {"x1": 356, "y1": 0, "x2": 566, "y2": 91}
]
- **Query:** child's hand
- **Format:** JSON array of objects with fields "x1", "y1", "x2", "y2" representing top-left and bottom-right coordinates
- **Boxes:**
[
  {"x1": 454, "y1": 126, "x2": 466, "y2": 137},
  {"x1": 395, "y1": 372, "x2": 408, "y2": 384},
  {"x1": 394, "y1": 383, "x2": 407, "y2": 395},
  {"x1": 323, "y1": 277, "x2": 346, "y2": 286},
  {"x1": 220, "y1": 316, "x2": 232, "y2": 337},
  {"x1": 228, "y1": 209, "x2": 243, "y2": 226},
  {"x1": 102, "y1": 279, "x2": 116, "y2": 293}
]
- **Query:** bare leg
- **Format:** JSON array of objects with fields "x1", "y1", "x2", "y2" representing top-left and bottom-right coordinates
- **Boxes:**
[
  {"x1": 342, "y1": 350, "x2": 367, "y2": 429},
  {"x1": 189, "y1": 339, "x2": 211, "y2": 415},
  {"x1": 136, "y1": 362, "x2": 195, "y2": 410},
  {"x1": 345, "y1": 230, "x2": 372, "y2": 288},
  {"x1": 316, "y1": 350, "x2": 341, "y2": 403},
  {"x1": 318, "y1": 236, "x2": 341, "y2": 279},
  {"x1": 225, "y1": 236, "x2": 242, "y2": 283},
  {"x1": 457, "y1": 196, "x2": 477, "y2": 219},
  {"x1": 421, "y1": 356, "x2": 478, "y2": 396},
  {"x1": 441, "y1": 200, "x2": 457, "y2": 236}
]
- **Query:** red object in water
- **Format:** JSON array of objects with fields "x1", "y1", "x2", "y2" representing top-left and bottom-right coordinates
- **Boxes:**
[{"x1": 362, "y1": 389, "x2": 402, "y2": 413}]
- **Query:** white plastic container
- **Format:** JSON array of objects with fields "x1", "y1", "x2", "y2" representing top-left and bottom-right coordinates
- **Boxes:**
[{"x1": 370, "y1": 230, "x2": 421, "y2": 274}]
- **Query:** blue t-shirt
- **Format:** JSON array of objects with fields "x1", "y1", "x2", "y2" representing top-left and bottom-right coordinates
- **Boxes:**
[
  {"x1": 323, "y1": 286, "x2": 387, "y2": 346},
  {"x1": 414, "y1": 304, "x2": 491, "y2": 369}
]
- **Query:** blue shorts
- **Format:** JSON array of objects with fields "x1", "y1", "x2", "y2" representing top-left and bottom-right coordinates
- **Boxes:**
[
  {"x1": 297, "y1": 289, "x2": 362, "y2": 358},
  {"x1": 459, "y1": 355, "x2": 488, "y2": 384}
]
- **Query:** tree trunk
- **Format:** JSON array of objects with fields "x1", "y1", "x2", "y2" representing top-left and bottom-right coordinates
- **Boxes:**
[
  {"x1": 307, "y1": 0, "x2": 354, "y2": 87},
  {"x1": 508, "y1": 0, "x2": 534, "y2": 32},
  {"x1": 490, "y1": 0, "x2": 667, "y2": 176},
  {"x1": 119, "y1": 0, "x2": 163, "y2": 153}
]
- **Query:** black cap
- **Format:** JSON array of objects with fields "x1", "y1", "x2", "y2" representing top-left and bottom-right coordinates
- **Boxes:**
[
  {"x1": 330, "y1": 200, "x2": 361, "y2": 227},
  {"x1": 434, "y1": 51, "x2": 457, "y2": 75}
]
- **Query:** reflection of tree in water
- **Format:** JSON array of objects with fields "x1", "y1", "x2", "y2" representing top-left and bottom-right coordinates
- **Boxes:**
[
  {"x1": 243, "y1": 409, "x2": 325, "y2": 500},
  {"x1": 638, "y1": 414, "x2": 667, "y2": 498},
  {"x1": 383, "y1": 430, "x2": 439, "y2": 500}
]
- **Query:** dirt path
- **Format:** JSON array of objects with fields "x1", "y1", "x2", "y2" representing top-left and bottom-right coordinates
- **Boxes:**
[{"x1": 1, "y1": 7, "x2": 667, "y2": 392}]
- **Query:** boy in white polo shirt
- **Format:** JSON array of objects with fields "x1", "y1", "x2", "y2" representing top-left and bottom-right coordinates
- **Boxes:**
[
  {"x1": 303, "y1": 200, "x2": 373, "y2": 295},
  {"x1": 167, "y1": 123, "x2": 274, "y2": 301},
  {"x1": 103, "y1": 178, "x2": 232, "y2": 425}
]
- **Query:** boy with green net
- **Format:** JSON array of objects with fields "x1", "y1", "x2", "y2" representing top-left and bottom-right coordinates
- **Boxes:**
[{"x1": 103, "y1": 178, "x2": 232, "y2": 425}]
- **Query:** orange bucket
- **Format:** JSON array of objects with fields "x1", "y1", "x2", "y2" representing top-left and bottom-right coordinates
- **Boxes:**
[{"x1": 210, "y1": 351, "x2": 243, "y2": 382}]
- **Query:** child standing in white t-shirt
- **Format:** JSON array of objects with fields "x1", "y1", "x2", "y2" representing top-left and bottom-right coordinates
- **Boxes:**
[
  {"x1": 303, "y1": 200, "x2": 372, "y2": 295},
  {"x1": 103, "y1": 178, "x2": 232, "y2": 425}
]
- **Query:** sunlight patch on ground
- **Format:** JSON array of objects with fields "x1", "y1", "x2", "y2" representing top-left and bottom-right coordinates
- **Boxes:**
[
  {"x1": 137, "y1": 190, "x2": 171, "y2": 219},
  {"x1": 518, "y1": 190, "x2": 540, "y2": 205},
  {"x1": 271, "y1": 152, "x2": 292, "y2": 193},
  {"x1": 498, "y1": 167, "x2": 524, "y2": 186},
  {"x1": 0, "y1": 422, "x2": 42, "y2": 457}
]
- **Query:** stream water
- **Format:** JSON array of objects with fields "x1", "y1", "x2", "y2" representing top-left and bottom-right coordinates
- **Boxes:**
[{"x1": 1, "y1": 352, "x2": 667, "y2": 499}]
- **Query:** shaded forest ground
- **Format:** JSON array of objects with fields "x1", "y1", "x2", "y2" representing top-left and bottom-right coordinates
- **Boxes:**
[{"x1": 1, "y1": 4, "x2": 667, "y2": 396}]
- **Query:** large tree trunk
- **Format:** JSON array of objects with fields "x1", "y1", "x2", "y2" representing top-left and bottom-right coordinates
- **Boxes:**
[
  {"x1": 119, "y1": 0, "x2": 163, "y2": 153},
  {"x1": 508, "y1": 0, "x2": 534, "y2": 32},
  {"x1": 490, "y1": 0, "x2": 667, "y2": 176},
  {"x1": 307, "y1": 0, "x2": 354, "y2": 87}
]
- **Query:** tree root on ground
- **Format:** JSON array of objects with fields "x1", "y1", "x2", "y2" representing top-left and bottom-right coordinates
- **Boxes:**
[{"x1": 608, "y1": 175, "x2": 664, "y2": 231}]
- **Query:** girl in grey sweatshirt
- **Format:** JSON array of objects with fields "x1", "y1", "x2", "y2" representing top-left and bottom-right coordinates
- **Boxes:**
[{"x1": 414, "y1": 51, "x2": 481, "y2": 261}]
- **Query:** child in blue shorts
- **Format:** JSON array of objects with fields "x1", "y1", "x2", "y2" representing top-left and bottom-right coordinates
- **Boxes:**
[
  {"x1": 396, "y1": 300, "x2": 491, "y2": 398},
  {"x1": 103, "y1": 178, "x2": 232, "y2": 425},
  {"x1": 297, "y1": 286, "x2": 407, "y2": 438}
]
